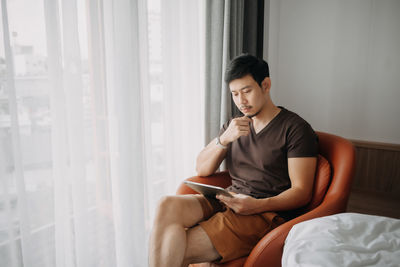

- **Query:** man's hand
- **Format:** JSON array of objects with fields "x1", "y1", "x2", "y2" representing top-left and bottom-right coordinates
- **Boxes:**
[
  {"x1": 216, "y1": 193, "x2": 260, "y2": 215},
  {"x1": 219, "y1": 116, "x2": 252, "y2": 146}
]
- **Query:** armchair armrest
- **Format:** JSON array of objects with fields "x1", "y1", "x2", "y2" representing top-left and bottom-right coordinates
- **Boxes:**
[
  {"x1": 176, "y1": 171, "x2": 232, "y2": 195},
  {"x1": 245, "y1": 199, "x2": 349, "y2": 267}
]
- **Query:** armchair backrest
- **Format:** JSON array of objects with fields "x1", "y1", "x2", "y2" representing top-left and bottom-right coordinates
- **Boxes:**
[
  {"x1": 315, "y1": 131, "x2": 356, "y2": 213},
  {"x1": 294, "y1": 154, "x2": 331, "y2": 216}
]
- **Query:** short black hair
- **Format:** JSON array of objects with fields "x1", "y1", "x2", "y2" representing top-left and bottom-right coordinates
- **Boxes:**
[{"x1": 224, "y1": 54, "x2": 270, "y2": 86}]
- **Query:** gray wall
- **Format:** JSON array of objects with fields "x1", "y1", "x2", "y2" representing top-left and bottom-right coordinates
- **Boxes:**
[{"x1": 265, "y1": 0, "x2": 400, "y2": 143}]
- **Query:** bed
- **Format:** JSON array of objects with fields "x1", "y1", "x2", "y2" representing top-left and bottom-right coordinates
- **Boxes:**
[{"x1": 282, "y1": 213, "x2": 400, "y2": 267}]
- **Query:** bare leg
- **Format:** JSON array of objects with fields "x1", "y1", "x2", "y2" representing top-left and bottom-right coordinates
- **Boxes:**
[
  {"x1": 182, "y1": 226, "x2": 221, "y2": 267},
  {"x1": 149, "y1": 195, "x2": 220, "y2": 267}
]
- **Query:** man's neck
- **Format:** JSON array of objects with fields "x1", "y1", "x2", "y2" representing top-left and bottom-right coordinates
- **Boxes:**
[{"x1": 252, "y1": 103, "x2": 281, "y2": 133}]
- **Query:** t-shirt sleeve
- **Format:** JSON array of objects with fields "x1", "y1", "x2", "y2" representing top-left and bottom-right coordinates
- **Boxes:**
[{"x1": 287, "y1": 121, "x2": 318, "y2": 158}]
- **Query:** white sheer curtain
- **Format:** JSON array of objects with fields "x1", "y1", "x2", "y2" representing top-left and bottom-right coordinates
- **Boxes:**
[{"x1": 0, "y1": 0, "x2": 204, "y2": 266}]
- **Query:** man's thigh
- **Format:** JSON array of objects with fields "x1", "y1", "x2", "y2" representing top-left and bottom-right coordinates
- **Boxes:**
[{"x1": 156, "y1": 194, "x2": 207, "y2": 228}]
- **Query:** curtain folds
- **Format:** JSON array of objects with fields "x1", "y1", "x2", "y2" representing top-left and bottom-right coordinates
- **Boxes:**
[
  {"x1": 44, "y1": 0, "x2": 78, "y2": 265},
  {"x1": 0, "y1": 0, "x2": 204, "y2": 266},
  {"x1": 103, "y1": 0, "x2": 148, "y2": 266},
  {"x1": 1, "y1": 0, "x2": 34, "y2": 266},
  {"x1": 203, "y1": 0, "x2": 265, "y2": 144},
  {"x1": 160, "y1": 0, "x2": 205, "y2": 194}
]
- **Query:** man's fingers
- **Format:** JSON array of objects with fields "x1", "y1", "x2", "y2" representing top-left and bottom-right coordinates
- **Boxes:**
[
  {"x1": 238, "y1": 128, "x2": 250, "y2": 135},
  {"x1": 237, "y1": 116, "x2": 251, "y2": 121},
  {"x1": 233, "y1": 121, "x2": 250, "y2": 128},
  {"x1": 218, "y1": 192, "x2": 238, "y2": 202},
  {"x1": 216, "y1": 194, "x2": 227, "y2": 201},
  {"x1": 217, "y1": 194, "x2": 234, "y2": 204},
  {"x1": 238, "y1": 116, "x2": 252, "y2": 123},
  {"x1": 237, "y1": 119, "x2": 252, "y2": 125},
  {"x1": 233, "y1": 116, "x2": 252, "y2": 124}
]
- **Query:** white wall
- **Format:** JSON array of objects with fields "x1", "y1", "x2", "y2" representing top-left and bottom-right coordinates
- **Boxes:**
[{"x1": 265, "y1": 0, "x2": 400, "y2": 143}]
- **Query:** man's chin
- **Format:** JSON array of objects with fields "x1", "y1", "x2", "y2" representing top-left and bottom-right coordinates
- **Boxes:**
[
  {"x1": 240, "y1": 109, "x2": 252, "y2": 116},
  {"x1": 245, "y1": 109, "x2": 261, "y2": 118},
  {"x1": 240, "y1": 111, "x2": 252, "y2": 117}
]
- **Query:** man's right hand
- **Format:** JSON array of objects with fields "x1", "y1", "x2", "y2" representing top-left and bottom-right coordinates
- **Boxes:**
[{"x1": 219, "y1": 116, "x2": 252, "y2": 146}]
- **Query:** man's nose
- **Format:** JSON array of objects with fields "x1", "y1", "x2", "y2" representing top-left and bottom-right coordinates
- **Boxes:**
[{"x1": 238, "y1": 93, "x2": 247, "y2": 104}]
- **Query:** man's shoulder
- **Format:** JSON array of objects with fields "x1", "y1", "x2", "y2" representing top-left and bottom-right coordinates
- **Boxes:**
[{"x1": 277, "y1": 107, "x2": 312, "y2": 128}]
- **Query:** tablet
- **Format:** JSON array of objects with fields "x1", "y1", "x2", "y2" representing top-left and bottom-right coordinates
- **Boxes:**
[{"x1": 184, "y1": 181, "x2": 233, "y2": 198}]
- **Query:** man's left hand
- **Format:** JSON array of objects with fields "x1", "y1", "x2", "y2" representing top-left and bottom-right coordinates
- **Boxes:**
[{"x1": 216, "y1": 193, "x2": 261, "y2": 215}]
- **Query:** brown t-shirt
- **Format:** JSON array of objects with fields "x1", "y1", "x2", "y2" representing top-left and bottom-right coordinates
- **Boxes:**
[{"x1": 220, "y1": 107, "x2": 318, "y2": 199}]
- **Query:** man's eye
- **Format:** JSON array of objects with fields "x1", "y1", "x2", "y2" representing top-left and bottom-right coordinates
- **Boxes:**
[{"x1": 244, "y1": 90, "x2": 251, "y2": 93}]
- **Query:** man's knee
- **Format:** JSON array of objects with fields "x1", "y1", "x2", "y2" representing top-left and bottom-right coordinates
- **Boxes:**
[
  {"x1": 154, "y1": 195, "x2": 204, "y2": 228},
  {"x1": 154, "y1": 196, "x2": 185, "y2": 223}
]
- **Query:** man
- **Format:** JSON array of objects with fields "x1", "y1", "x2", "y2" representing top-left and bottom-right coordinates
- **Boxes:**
[{"x1": 149, "y1": 54, "x2": 318, "y2": 267}]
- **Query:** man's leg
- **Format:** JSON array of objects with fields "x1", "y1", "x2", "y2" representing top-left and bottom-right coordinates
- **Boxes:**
[
  {"x1": 182, "y1": 225, "x2": 221, "y2": 267},
  {"x1": 149, "y1": 195, "x2": 220, "y2": 267}
]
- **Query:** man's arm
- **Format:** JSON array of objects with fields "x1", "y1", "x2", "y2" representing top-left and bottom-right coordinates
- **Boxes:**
[
  {"x1": 195, "y1": 138, "x2": 228, "y2": 177},
  {"x1": 196, "y1": 116, "x2": 252, "y2": 177},
  {"x1": 217, "y1": 157, "x2": 317, "y2": 215}
]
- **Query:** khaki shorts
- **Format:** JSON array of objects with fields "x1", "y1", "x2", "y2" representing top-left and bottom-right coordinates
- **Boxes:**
[{"x1": 194, "y1": 195, "x2": 285, "y2": 263}]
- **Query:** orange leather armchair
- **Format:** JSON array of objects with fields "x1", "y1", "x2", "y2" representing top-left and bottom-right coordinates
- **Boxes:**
[{"x1": 176, "y1": 131, "x2": 356, "y2": 267}]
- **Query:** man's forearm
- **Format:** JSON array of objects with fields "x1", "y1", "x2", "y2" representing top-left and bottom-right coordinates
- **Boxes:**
[
  {"x1": 216, "y1": 187, "x2": 312, "y2": 215},
  {"x1": 256, "y1": 187, "x2": 312, "y2": 214},
  {"x1": 195, "y1": 138, "x2": 228, "y2": 176}
]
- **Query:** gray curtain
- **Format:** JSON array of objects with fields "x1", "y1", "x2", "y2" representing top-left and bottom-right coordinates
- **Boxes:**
[{"x1": 204, "y1": 0, "x2": 265, "y2": 144}]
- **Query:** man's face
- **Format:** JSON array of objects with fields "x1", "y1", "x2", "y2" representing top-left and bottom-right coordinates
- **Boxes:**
[{"x1": 229, "y1": 74, "x2": 269, "y2": 117}]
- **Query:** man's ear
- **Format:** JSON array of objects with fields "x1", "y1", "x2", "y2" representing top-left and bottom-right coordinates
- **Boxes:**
[{"x1": 261, "y1": 77, "x2": 271, "y2": 93}]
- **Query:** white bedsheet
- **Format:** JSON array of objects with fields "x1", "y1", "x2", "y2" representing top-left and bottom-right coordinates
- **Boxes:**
[{"x1": 282, "y1": 213, "x2": 400, "y2": 267}]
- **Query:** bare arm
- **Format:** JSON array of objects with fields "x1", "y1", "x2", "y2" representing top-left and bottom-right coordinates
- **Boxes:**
[
  {"x1": 217, "y1": 157, "x2": 317, "y2": 215},
  {"x1": 195, "y1": 138, "x2": 228, "y2": 176},
  {"x1": 196, "y1": 116, "x2": 252, "y2": 176}
]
